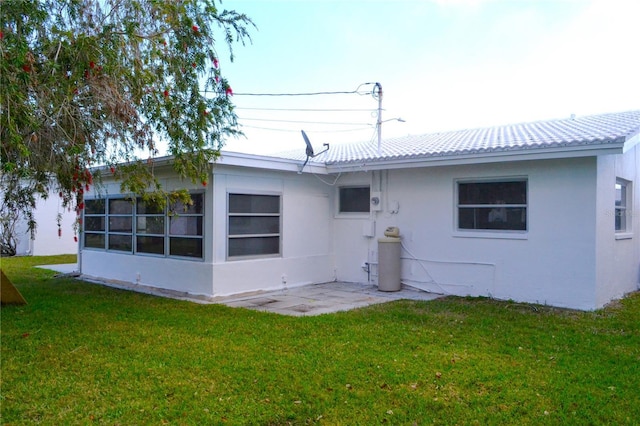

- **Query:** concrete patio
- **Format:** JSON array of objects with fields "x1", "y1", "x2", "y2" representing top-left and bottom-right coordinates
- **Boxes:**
[{"x1": 39, "y1": 263, "x2": 443, "y2": 316}]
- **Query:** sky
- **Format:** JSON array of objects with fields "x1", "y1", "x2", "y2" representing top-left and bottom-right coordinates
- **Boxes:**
[{"x1": 217, "y1": 0, "x2": 640, "y2": 155}]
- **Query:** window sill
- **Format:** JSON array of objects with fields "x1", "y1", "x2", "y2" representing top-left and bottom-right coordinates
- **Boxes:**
[
  {"x1": 453, "y1": 230, "x2": 528, "y2": 240},
  {"x1": 615, "y1": 232, "x2": 633, "y2": 240},
  {"x1": 227, "y1": 254, "x2": 282, "y2": 261}
]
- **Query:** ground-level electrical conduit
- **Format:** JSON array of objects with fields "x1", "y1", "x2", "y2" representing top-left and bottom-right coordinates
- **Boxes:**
[{"x1": 367, "y1": 241, "x2": 497, "y2": 296}]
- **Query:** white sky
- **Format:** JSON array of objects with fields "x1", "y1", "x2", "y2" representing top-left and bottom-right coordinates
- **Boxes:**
[{"x1": 218, "y1": 0, "x2": 640, "y2": 155}]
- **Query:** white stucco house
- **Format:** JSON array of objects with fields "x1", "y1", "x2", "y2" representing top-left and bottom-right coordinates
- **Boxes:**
[{"x1": 79, "y1": 110, "x2": 640, "y2": 310}]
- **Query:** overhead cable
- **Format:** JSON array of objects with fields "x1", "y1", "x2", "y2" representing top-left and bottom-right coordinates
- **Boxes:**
[
  {"x1": 241, "y1": 124, "x2": 374, "y2": 133},
  {"x1": 240, "y1": 117, "x2": 371, "y2": 126}
]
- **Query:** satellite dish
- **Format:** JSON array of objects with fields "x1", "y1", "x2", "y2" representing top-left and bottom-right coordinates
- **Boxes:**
[
  {"x1": 302, "y1": 130, "x2": 315, "y2": 157},
  {"x1": 299, "y1": 130, "x2": 329, "y2": 173}
]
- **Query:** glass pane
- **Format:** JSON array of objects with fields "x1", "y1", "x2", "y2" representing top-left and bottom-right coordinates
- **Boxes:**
[
  {"x1": 615, "y1": 183, "x2": 625, "y2": 206},
  {"x1": 109, "y1": 216, "x2": 132, "y2": 232},
  {"x1": 137, "y1": 198, "x2": 165, "y2": 215},
  {"x1": 229, "y1": 216, "x2": 280, "y2": 235},
  {"x1": 84, "y1": 233, "x2": 105, "y2": 249},
  {"x1": 85, "y1": 216, "x2": 105, "y2": 232},
  {"x1": 170, "y1": 193, "x2": 203, "y2": 214},
  {"x1": 459, "y1": 181, "x2": 527, "y2": 205},
  {"x1": 169, "y1": 216, "x2": 203, "y2": 236},
  {"x1": 137, "y1": 216, "x2": 165, "y2": 234},
  {"x1": 228, "y1": 237, "x2": 280, "y2": 257},
  {"x1": 169, "y1": 237, "x2": 203, "y2": 258},
  {"x1": 137, "y1": 236, "x2": 165, "y2": 255},
  {"x1": 615, "y1": 208, "x2": 625, "y2": 231},
  {"x1": 459, "y1": 207, "x2": 527, "y2": 231},
  {"x1": 339, "y1": 187, "x2": 370, "y2": 213},
  {"x1": 85, "y1": 199, "x2": 105, "y2": 215},
  {"x1": 108, "y1": 234, "x2": 132, "y2": 251},
  {"x1": 229, "y1": 194, "x2": 280, "y2": 214},
  {"x1": 109, "y1": 199, "x2": 133, "y2": 214}
]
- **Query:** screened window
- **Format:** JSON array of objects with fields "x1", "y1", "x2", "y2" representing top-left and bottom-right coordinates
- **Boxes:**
[
  {"x1": 108, "y1": 199, "x2": 133, "y2": 251},
  {"x1": 339, "y1": 186, "x2": 370, "y2": 213},
  {"x1": 136, "y1": 198, "x2": 166, "y2": 255},
  {"x1": 169, "y1": 193, "x2": 204, "y2": 258},
  {"x1": 228, "y1": 194, "x2": 281, "y2": 258},
  {"x1": 83, "y1": 199, "x2": 106, "y2": 249},
  {"x1": 457, "y1": 180, "x2": 527, "y2": 231},
  {"x1": 615, "y1": 179, "x2": 631, "y2": 232},
  {"x1": 83, "y1": 193, "x2": 204, "y2": 259}
]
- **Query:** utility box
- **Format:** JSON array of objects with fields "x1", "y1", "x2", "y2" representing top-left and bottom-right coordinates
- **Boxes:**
[{"x1": 378, "y1": 227, "x2": 401, "y2": 292}]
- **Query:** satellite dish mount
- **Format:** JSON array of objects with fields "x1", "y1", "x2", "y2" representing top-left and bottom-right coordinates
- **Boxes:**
[{"x1": 299, "y1": 130, "x2": 329, "y2": 173}]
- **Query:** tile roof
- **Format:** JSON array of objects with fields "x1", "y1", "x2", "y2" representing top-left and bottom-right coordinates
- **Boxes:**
[{"x1": 271, "y1": 110, "x2": 640, "y2": 165}]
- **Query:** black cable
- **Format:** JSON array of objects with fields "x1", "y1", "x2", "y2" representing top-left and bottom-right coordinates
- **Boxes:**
[
  {"x1": 241, "y1": 124, "x2": 373, "y2": 133},
  {"x1": 236, "y1": 107, "x2": 377, "y2": 112},
  {"x1": 240, "y1": 117, "x2": 371, "y2": 126},
  {"x1": 234, "y1": 90, "x2": 359, "y2": 96}
]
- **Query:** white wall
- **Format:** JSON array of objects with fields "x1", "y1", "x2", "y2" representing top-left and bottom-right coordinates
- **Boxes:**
[
  {"x1": 595, "y1": 144, "x2": 640, "y2": 307},
  {"x1": 331, "y1": 172, "x2": 375, "y2": 283},
  {"x1": 210, "y1": 166, "x2": 335, "y2": 295},
  {"x1": 80, "y1": 172, "x2": 214, "y2": 295},
  {"x1": 12, "y1": 191, "x2": 78, "y2": 256},
  {"x1": 79, "y1": 152, "x2": 636, "y2": 309},
  {"x1": 80, "y1": 165, "x2": 336, "y2": 297},
  {"x1": 332, "y1": 158, "x2": 601, "y2": 310}
]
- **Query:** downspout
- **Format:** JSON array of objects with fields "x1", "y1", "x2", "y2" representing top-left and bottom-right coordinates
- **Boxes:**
[{"x1": 77, "y1": 238, "x2": 82, "y2": 274}]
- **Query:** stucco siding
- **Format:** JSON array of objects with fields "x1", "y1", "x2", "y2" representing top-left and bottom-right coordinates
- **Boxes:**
[
  {"x1": 595, "y1": 144, "x2": 640, "y2": 307},
  {"x1": 333, "y1": 158, "x2": 599, "y2": 309},
  {"x1": 210, "y1": 166, "x2": 335, "y2": 295},
  {"x1": 82, "y1": 250, "x2": 214, "y2": 296},
  {"x1": 11, "y1": 190, "x2": 78, "y2": 256}
]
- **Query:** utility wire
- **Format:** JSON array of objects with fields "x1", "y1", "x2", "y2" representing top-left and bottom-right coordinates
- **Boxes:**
[
  {"x1": 240, "y1": 117, "x2": 371, "y2": 126},
  {"x1": 241, "y1": 124, "x2": 374, "y2": 133},
  {"x1": 236, "y1": 107, "x2": 377, "y2": 112},
  {"x1": 234, "y1": 90, "x2": 359, "y2": 96}
]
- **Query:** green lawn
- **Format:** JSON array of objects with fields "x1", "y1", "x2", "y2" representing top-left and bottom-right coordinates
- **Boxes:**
[{"x1": 1, "y1": 255, "x2": 639, "y2": 425}]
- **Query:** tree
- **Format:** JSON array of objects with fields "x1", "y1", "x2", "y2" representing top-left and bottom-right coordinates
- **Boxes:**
[{"x1": 0, "y1": 0, "x2": 253, "y2": 238}]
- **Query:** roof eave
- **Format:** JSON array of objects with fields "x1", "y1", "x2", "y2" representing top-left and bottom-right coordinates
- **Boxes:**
[{"x1": 217, "y1": 151, "x2": 328, "y2": 175}]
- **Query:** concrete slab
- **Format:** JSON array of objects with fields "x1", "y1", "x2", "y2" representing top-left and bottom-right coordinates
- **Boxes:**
[
  {"x1": 37, "y1": 263, "x2": 443, "y2": 316},
  {"x1": 36, "y1": 263, "x2": 79, "y2": 274},
  {"x1": 215, "y1": 282, "x2": 443, "y2": 316}
]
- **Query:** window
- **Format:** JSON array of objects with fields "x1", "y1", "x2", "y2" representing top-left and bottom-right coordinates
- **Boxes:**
[
  {"x1": 169, "y1": 193, "x2": 204, "y2": 258},
  {"x1": 83, "y1": 193, "x2": 204, "y2": 259},
  {"x1": 339, "y1": 186, "x2": 370, "y2": 213},
  {"x1": 457, "y1": 179, "x2": 527, "y2": 231},
  {"x1": 83, "y1": 199, "x2": 106, "y2": 249},
  {"x1": 136, "y1": 198, "x2": 166, "y2": 255},
  {"x1": 228, "y1": 193, "x2": 281, "y2": 258},
  {"x1": 108, "y1": 199, "x2": 133, "y2": 251},
  {"x1": 615, "y1": 178, "x2": 631, "y2": 232}
]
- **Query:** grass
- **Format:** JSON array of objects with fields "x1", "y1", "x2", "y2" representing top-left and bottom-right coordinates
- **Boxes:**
[{"x1": 1, "y1": 255, "x2": 639, "y2": 425}]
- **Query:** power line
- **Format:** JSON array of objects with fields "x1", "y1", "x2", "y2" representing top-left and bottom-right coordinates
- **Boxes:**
[
  {"x1": 240, "y1": 117, "x2": 372, "y2": 126},
  {"x1": 236, "y1": 106, "x2": 377, "y2": 112},
  {"x1": 241, "y1": 124, "x2": 374, "y2": 133},
  {"x1": 233, "y1": 90, "x2": 359, "y2": 97}
]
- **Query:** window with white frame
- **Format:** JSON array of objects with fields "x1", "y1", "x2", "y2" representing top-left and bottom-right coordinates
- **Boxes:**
[
  {"x1": 457, "y1": 179, "x2": 527, "y2": 231},
  {"x1": 338, "y1": 186, "x2": 370, "y2": 213},
  {"x1": 82, "y1": 193, "x2": 204, "y2": 259},
  {"x1": 615, "y1": 178, "x2": 631, "y2": 232},
  {"x1": 227, "y1": 193, "x2": 281, "y2": 258}
]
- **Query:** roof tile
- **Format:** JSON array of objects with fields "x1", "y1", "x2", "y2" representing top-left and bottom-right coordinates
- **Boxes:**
[{"x1": 272, "y1": 110, "x2": 640, "y2": 164}]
